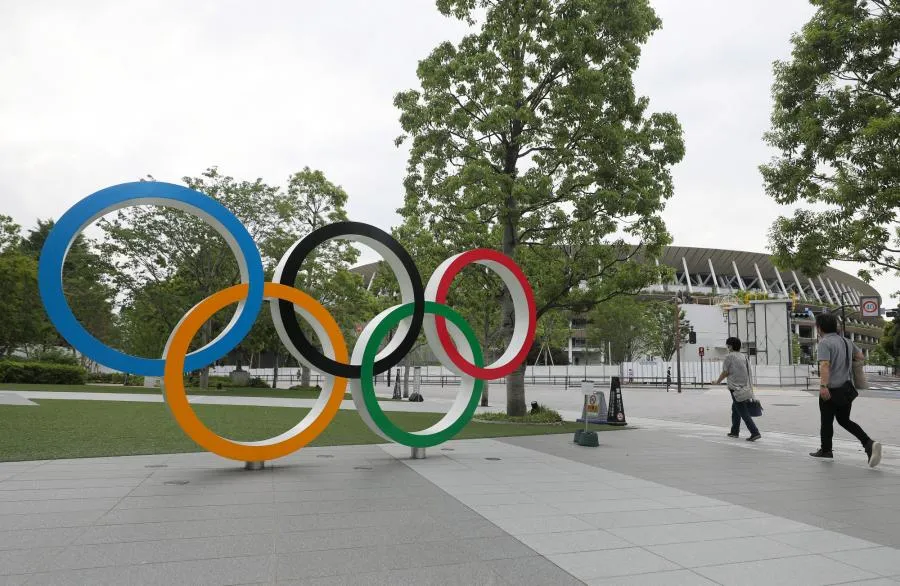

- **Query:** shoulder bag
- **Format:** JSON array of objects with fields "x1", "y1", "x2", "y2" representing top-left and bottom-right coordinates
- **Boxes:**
[
  {"x1": 744, "y1": 354, "x2": 764, "y2": 417},
  {"x1": 828, "y1": 338, "x2": 859, "y2": 407}
]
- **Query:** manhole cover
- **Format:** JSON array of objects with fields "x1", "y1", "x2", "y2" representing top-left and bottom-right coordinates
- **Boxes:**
[
  {"x1": 316, "y1": 455, "x2": 334, "y2": 459},
  {"x1": 485, "y1": 457, "x2": 502, "y2": 461},
  {"x1": 773, "y1": 403, "x2": 799, "y2": 407},
  {"x1": 353, "y1": 466, "x2": 372, "y2": 470},
  {"x1": 145, "y1": 464, "x2": 168, "y2": 468},
  {"x1": 163, "y1": 480, "x2": 189, "y2": 486}
]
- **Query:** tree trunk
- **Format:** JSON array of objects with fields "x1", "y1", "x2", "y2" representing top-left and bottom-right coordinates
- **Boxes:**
[
  {"x1": 199, "y1": 367, "x2": 209, "y2": 389},
  {"x1": 481, "y1": 380, "x2": 489, "y2": 407},
  {"x1": 300, "y1": 365, "x2": 311, "y2": 388}
]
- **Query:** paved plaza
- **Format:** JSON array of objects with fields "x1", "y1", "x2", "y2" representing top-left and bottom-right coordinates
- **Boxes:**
[{"x1": 2, "y1": 385, "x2": 900, "y2": 584}]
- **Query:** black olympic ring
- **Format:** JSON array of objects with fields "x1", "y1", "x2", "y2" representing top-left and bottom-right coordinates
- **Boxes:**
[{"x1": 273, "y1": 221, "x2": 425, "y2": 378}]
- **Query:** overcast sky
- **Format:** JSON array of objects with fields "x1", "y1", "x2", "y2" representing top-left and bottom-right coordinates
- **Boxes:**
[{"x1": 1, "y1": 0, "x2": 896, "y2": 302}]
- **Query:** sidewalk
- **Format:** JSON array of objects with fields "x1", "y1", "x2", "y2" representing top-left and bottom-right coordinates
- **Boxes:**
[{"x1": 3, "y1": 424, "x2": 900, "y2": 584}]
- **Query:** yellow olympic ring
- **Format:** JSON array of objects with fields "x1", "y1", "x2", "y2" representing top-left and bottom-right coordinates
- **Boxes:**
[{"x1": 162, "y1": 282, "x2": 348, "y2": 461}]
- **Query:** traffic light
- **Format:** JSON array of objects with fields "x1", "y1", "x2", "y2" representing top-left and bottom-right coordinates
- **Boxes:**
[
  {"x1": 688, "y1": 328, "x2": 697, "y2": 344},
  {"x1": 887, "y1": 309, "x2": 898, "y2": 318}
]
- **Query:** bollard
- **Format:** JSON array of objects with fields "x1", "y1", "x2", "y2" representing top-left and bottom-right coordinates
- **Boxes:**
[
  {"x1": 244, "y1": 461, "x2": 265, "y2": 471},
  {"x1": 410, "y1": 447, "x2": 426, "y2": 459}
]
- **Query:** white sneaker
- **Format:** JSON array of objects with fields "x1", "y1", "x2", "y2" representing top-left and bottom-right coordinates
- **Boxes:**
[{"x1": 868, "y1": 441, "x2": 882, "y2": 468}]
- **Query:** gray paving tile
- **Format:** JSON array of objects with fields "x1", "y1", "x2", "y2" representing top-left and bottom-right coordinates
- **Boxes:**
[
  {"x1": 827, "y1": 547, "x2": 900, "y2": 577},
  {"x1": 648, "y1": 536, "x2": 808, "y2": 568},
  {"x1": 0, "y1": 510, "x2": 106, "y2": 531},
  {"x1": 490, "y1": 514, "x2": 594, "y2": 536},
  {"x1": 685, "y1": 505, "x2": 771, "y2": 521},
  {"x1": 553, "y1": 498, "x2": 673, "y2": 515},
  {"x1": 46, "y1": 534, "x2": 274, "y2": 571},
  {"x1": 25, "y1": 554, "x2": 275, "y2": 586},
  {"x1": 275, "y1": 540, "x2": 474, "y2": 580},
  {"x1": 693, "y1": 554, "x2": 880, "y2": 586},
  {"x1": 97, "y1": 503, "x2": 277, "y2": 525},
  {"x1": 581, "y1": 507, "x2": 706, "y2": 528},
  {"x1": 517, "y1": 529, "x2": 630, "y2": 555},
  {"x1": 275, "y1": 524, "x2": 452, "y2": 553},
  {"x1": 275, "y1": 560, "x2": 505, "y2": 585},
  {"x1": 0, "y1": 527, "x2": 83, "y2": 550},
  {"x1": 588, "y1": 569, "x2": 718, "y2": 585},
  {"x1": 74, "y1": 516, "x2": 276, "y2": 545},
  {"x1": 725, "y1": 516, "x2": 820, "y2": 536},
  {"x1": 0, "y1": 547, "x2": 65, "y2": 576},
  {"x1": 770, "y1": 530, "x2": 883, "y2": 554},
  {"x1": 549, "y1": 547, "x2": 680, "y2": 580},
  {"x1": 608, "y1": 521, "x2": 750, "y2": 546},
  {"x1": 276, "y1": 510, "x2": 428, "y2": 533},
  {"x1": 0, "y1": 487, "x2": 134, "y2": 502},
  {"x1": 0, "y1": 498, "x2": 119, "y2": 516},
  {"x1": 487, "y1": 555, "x2": 586, "y2": 586},
  {"x1": 463, "y1": 535, "x2": 536, "y2": 561}
]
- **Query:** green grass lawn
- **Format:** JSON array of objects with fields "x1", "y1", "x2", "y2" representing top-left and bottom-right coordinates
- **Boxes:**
[
  {"x1": 0, "y1": 399, "x2": 606, "y2": 462},
  {"x1": 0, "y1": 383, "x2": 397, "y2": 401}
]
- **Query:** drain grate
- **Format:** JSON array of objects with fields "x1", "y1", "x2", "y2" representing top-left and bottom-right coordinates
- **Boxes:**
[
  {"x1": 440, "y1": 448, "x2": 455, "y2": 451},
  {"x1": 485, "y1": 457, "x2": 502, "y2": 461},
  {"x1": 773, "y1": 403, "x2": 799, "y2": 407},
  {"x1": 145, "y1": 464, "x2": 168, "y2": 468},
  {"x1": 353, "y1": 466, "x2": 373, "y2": 470},
  {"x1": 316, "y1": 454, "x2": 334, "y2": 459},
  {"x1": 164, "y1": 480, "x2": 189, "y2": 486}
]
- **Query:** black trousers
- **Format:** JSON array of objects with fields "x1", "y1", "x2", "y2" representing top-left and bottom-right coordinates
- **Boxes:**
[{"x1": 819, "y1": 398, "x2": 870, "y2": 452}]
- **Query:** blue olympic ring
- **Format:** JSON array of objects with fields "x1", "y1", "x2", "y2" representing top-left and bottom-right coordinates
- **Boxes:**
[{"x1": 37, "y1": 182, "x2": 265, "y2": 376}]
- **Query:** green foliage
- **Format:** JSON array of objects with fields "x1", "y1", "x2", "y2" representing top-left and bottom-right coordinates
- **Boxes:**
[
  {"x1": 0, "y1": 250, "x2": 50, "y2": 356},
  {"x1": 394, "y1": 0, "x2": 684, "y2": 415},
  {"x1": 762, "y1": 0, "x2": 900, "y2": 287},
  {"x1": 29, "y1": 348, "x2": 79, "y2": 366},
  {"x1": 586, "y1": 296, "x2": 651, "y2": 363},
  {"x1": 868, "y1": 344, "x2": 895, "y2": 367},
  {"x1": 0, "y1": 361, "x2": 86, "y2": 384},
  {"x1": 792, "y1": 333, "x2": 802, "y2": 365},
  {"x1": 642, "y1": 302, "x2": 691, "y2": 361},
  {"x1": 474, "y1": 406, "x2": 563, "y2": 424},
  {"x1": 98, "y1": 167, "x2": 374, "y2": 384},
  {"x1": 86, "y1": 372, "x2": 145, "y2": 386}
]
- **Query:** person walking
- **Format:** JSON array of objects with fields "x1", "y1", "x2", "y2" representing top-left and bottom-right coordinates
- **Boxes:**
[
  {"x1": 809, "y1": 313, "x2": 881, "y2": 467},
  {"x1": 666, "y1": 367, "x2": 672, "y2": 392},
  {"x1": 714, "y1": 337, "x2": 761, "y2": 442}
]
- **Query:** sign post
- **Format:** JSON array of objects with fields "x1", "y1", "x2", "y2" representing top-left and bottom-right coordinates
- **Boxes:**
[{"x1": 699, "y1": 346, "x2": 705, "y2": 388}]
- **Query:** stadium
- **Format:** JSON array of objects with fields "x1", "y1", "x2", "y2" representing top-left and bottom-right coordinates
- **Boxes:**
[{"x1": 355, "y1": 245, "x2": 885, "y2": 368}]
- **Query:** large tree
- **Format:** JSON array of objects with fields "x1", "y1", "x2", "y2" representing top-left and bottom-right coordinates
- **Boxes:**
[
  {"x1": 395, "y1": 0, "x2": 684, "y2": 414},
  {"x1": 762, "y1": 0, "x2": 899, "y2": 287}
]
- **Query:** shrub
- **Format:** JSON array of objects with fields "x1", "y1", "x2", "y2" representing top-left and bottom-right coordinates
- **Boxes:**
[
  {"x1": 0, "y1": 361, "x2": 86, "y2": 384},
  {"x1": 30, "y1": 348, "x2": 80, "y2": 366},
  {"x1": 474, "y1": 406, "x2": 563, "y2": 424},
  {"x1": 86, "y1": 372, "x2": 145, "y2": 386}
]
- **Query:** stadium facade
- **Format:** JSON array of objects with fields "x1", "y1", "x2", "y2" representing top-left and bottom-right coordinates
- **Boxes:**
[{"x1": 353, "y1": 246, "x2": 884, "y2": 366}]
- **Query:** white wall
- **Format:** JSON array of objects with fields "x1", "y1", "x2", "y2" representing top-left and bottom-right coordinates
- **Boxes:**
[{"x1": 680, "y1": 304, "x2": 729, "y2": 361}]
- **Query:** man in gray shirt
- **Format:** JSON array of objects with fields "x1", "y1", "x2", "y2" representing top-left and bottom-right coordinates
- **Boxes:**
[{"x1": 810, "y1": 313, "x2": 882, "y2": 467}]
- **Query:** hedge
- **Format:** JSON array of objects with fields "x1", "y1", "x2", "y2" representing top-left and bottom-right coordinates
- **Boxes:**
[
  {"x1": 0, "y1": 361, "x2": 86, "y2": 385},
  {"x1": 86, "y1": 372, "x2": 145, "y2": 386}
]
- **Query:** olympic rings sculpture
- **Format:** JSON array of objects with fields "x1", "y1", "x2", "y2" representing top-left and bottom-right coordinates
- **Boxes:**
[{"x1": 38, "y1": 181, "x2": 537, "y2": 462}]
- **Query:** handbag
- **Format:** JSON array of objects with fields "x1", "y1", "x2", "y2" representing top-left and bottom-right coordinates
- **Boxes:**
[
  {"x1": 829, "y1": 338, "x2": 859, "y2": 407},
  {"x1": 744, "y1": 354, "x2": 764, "y2": 417}
]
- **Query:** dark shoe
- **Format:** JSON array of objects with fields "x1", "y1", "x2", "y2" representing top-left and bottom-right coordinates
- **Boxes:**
[
  {"x1": 727, "y1": 432, "x2": 739, "y2": 438},
  {"x1": 866, "y1": 441, "x2": 882, "y2": 468},
  {"x1": 810, "y1": 449, "x2": 833, "y2": 459},
  {"x1": 746, "y1": 434, "x2": 761, "y2": 442}
]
